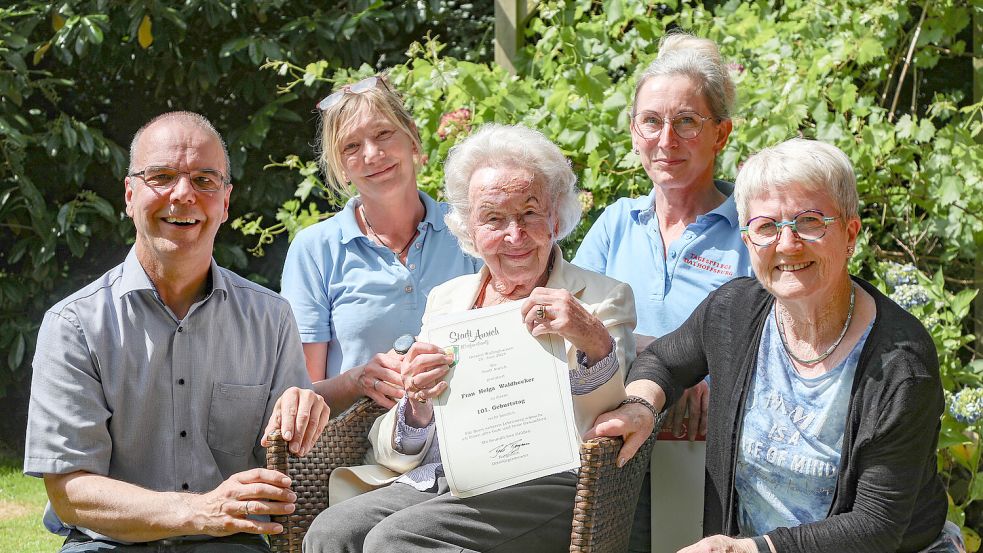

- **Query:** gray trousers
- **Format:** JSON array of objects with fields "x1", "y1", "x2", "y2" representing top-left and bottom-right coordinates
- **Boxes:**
[
  {"x1": 303, "y1": 472, "x2": 577, "y2": 553},
  {"x1": 59, "y1": 530, "x2": 270, "y2": 552}
]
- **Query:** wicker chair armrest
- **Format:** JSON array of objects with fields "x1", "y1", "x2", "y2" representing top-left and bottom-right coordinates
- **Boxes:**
[
  {"x1": 265, "y1": 397, "x2": 387, "y2": 553},
  {"x1": 570, "y1": 409, "x2": 666, "y2": 553}
]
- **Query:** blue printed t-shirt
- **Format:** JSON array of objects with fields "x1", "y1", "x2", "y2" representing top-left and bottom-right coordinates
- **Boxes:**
[
  {"x1": 280, "y1": 191, "x2": 481, "y2": 379},
  {"x1": 572, "y1": 181, "x2": 753, "y2": 337},
  {"x1": 735, "y1": 310, "x2": 872, "y2": 536}
]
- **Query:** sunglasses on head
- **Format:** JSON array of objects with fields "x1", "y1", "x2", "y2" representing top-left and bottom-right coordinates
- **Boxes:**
[{"x1": 316, "y1": 75, "x2": 391, "y2": 111}]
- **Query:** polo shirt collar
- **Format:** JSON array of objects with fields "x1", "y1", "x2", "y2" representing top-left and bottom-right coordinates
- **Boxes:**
[
  {"x1": 117, "y1": 247, "x2": 227, "y2": 300},
  {"x1": 629, "y1": 179, "x2": 740, "y2": 228},
  {"x1": 339, "y1": 190, "x2": 445, "y2": 245}
]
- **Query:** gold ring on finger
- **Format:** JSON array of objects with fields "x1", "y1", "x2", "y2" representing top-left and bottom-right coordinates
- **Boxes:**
[
  {"x1": 536, "y1": 305, "x2": 546, "y2": 320},
  {"x1": 415, "y1": 390, "x2": 427, "y2": 404}
]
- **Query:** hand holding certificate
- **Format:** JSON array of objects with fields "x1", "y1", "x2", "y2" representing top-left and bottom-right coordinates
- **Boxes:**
[{"x1": 426, "y1": 302, "x2": 582, "y2": 498}]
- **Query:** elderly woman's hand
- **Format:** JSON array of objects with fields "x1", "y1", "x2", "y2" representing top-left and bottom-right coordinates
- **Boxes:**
[
  {"x1": 521, "y1": 287, "x2": 612, "y2": 364},
  {"x1": 585, "y1": 400, "x2": 657, "y2": 467},
  {"x1": 399, "y1": 342, "x2": 454, "y2": 427},
  {"x1": 676, "y1": 535, "x2": 769, "y2": 553}
]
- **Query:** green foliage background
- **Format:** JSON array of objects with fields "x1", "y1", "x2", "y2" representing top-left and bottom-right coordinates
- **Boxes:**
[
  {"x1": 244, "y1": 0, "x2": 983, "y2": 541},
  {"x1": 2, "y1": 0, "x2": 982, "y2": 545},
  {"x1": 0, "y1": 0, "x2": 491, "y2": 438}
]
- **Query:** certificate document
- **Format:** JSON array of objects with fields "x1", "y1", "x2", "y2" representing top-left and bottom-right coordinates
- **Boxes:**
[{"x1": 426, "y1": 301, "x2": 581, "y2": 498}]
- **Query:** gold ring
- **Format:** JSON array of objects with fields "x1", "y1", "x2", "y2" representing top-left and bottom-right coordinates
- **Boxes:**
[
  {"x1": 536, "y1": 305, "x2": 546, "y2": 320},
  {"x1": 415, "y1": 390, "x2": 427, "y2": 404}
]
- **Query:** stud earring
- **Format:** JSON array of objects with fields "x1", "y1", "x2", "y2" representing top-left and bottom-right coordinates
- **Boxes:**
[{"x1": 633, "y1": 147, "x2": 639, "y2": 155}]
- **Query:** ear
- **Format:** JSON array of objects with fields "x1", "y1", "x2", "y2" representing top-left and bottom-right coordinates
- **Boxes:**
[
  {"x1": 845, "y1": 216, "x2": 861, "y2": 248},
  {"x1": 124, "y1": 178, "x2": 135, "y2": 217},
  {"x1": 221, "y1": 184, "x2": 233, "y2": 223},
  {"x1": 713, "y1": 119, "x2": 733, "y2": 154}
]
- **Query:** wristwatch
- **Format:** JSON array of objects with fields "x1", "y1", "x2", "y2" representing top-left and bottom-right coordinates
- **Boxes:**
[{"x1": 393, "y1": 334, "x2": 415, "y2": 355}]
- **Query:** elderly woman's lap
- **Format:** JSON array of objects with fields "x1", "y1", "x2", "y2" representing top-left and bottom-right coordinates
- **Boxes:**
[{"x1": 303, "y1": 472, "x2": 577, "y2": 553}]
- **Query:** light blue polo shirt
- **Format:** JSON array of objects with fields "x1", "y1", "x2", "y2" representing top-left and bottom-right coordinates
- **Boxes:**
[
  {"x1": 573, "y1": 181, "x2": 752, "y2": 337},
  {"x1": 281, "y1": 191, "x2": 481, "y2": 379}
]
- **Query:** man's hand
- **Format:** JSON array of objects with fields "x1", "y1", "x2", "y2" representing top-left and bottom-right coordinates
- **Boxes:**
[
  {"x1": 184, "y1": 468, "x2": 296, "y2": 536},
  {"x1": 664, "y1": 379, "x2": 709, "y2": 440},
  {"x1": 585, "y1": 401, "x2": 656, "y2": 468},
  {"x1": 45, "y1": 469, "x2": 296, "y2": 542},
  {"x1": 261, "y1": 387, "x2": 329, "y2": 456}
]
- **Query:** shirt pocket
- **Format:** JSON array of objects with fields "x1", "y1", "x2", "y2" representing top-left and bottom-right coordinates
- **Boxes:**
[{"x1": 206, "y1": 382, "x2": 269, "y2": 456}]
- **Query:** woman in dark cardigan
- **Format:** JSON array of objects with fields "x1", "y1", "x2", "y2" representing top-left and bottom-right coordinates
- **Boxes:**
[{"x1": 589, "y1": 138, "x2": 962, "y2": 553}]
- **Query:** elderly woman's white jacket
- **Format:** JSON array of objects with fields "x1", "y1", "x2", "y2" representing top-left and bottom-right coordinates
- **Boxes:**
[{"x1": 367, "y1": 246, "x2": 636, "y2": 476}]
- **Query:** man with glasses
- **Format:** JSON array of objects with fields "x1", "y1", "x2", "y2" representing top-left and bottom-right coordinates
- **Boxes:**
[{"x1": 24, "y1": 111, "x2": 328, "y2": 552}]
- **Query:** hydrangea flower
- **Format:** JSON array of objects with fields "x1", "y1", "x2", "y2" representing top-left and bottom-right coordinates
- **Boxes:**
[
  {"x1": 891, "y1": 283, "x2": 930, "y2": 310},
  {"x1": 437, "y1": 108, "x2": 472, "y2": 140},
  {"x1": 883, "y1": 262, "x2": 920, "y2": 287},
  {"x1": 950, "y1": 387, "x2": 983, "y2": 425},
  {"x1": 579, "y1": 190, "x2": 594, "y2": 213},
  {"x1": 882, "y1": 262, "x2": 930, "y2": 311}
]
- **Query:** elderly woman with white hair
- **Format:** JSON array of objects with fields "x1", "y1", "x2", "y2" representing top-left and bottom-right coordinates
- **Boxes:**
[
  {"x1": 590, "y1": 138, "x2": 962, "y2": 553},
  {"x1": 302, "y1": 123, "x2": 636, "y2": 553}
]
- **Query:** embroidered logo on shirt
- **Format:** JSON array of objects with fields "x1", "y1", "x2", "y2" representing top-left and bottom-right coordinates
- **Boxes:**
[{"x1": 682, "y1": 253, "x2": 735, "y2": 276}]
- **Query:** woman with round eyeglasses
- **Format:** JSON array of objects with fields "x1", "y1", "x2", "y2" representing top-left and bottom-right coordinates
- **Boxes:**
[
  {"x1": 280, "y1": 74, "x2": 480, "y2": 414},
  {"x1": 591, "y1": 138, "x2": 963, "y2": 553},
  {"x1": 572, "y1": 31, "x2": 754, "y2": 549}
]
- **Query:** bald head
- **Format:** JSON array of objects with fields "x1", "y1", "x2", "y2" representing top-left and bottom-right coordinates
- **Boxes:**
[{"x1": 129, "y1": 111, "x2": 230, "y2": 177}]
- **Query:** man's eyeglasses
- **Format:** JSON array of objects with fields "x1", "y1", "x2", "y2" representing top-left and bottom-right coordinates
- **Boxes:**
[
  {"x1": 316, "y1": 75, "x2": 390, "y2": 111},
  {"x1": 741, "y1": 209, "x2": 839, "y2": 247},
  {"x1": 631, "y1": 111, "x2": 716, "y2": 140},
  {"x1": 128, "y1": 166, "x2": 228, "y2": 193}
]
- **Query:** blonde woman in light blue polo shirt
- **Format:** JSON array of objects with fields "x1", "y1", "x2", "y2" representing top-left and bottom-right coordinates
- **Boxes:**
[
  {"x1": 281, "y1": 75, "x2": 480, "y2": 414},
  {"x1": 572, "y1": 32, "x2": 753, "y2": 551}
]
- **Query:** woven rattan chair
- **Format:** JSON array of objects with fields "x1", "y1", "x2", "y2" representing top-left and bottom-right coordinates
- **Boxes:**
[{"x1": 266, "y1": 397, "x2": 659, "y2": 553}]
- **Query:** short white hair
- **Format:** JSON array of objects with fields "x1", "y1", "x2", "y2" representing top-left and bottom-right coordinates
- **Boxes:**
[
  {"x1": 443, "y1": 124, "x2": 581, "y2": 257},
  {"x1": 735, "y1": 138, "x2": 859, "y2": 224}
]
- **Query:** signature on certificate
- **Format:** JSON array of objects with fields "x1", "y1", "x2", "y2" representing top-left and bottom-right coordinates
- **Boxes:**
[{"x1": 488, "y1": 439, "x2": 530, "y2": 459}]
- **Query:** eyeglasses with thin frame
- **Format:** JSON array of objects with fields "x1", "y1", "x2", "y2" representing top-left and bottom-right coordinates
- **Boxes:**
[
  {"x1": 127, "y1": 166, "x2": 229, "y2": 193},
  {"x1": 740, "y1": 209, "x2": 839, "y2": 247},
  {"x1": 316, "y1": 75, "x2": 391, "y2": 111},
  {"x1": 631, "y1": 111, "x2": 717, "y2": 140}
]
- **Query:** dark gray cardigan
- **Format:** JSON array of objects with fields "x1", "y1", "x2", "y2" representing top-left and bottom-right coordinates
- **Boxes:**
[{"x1": 629, "y1": 276, "x2": 947, "y2": 552}]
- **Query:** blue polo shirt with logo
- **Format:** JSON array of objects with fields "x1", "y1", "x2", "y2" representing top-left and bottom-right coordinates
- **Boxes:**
[
  {"x1": 281, "y1": 191, "x2": 481, "y2": 379},
  {"x1": 573, "y1": 180, "x2": 752, "y2": 338}
]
